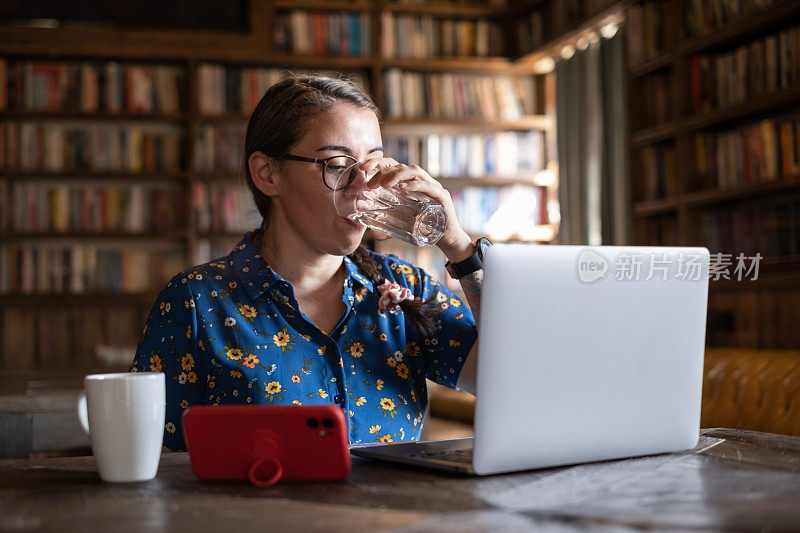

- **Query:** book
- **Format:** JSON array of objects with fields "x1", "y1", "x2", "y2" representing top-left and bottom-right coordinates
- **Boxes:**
[
  {"x1": 1, "y1": 121, "x2": 182, "y2": 173},
  {"x1": 383, "y1": 69, "x2": 535, "y2": 120},
  {"x1": 634, "y1": 71, "x2": 673, "y2": 129},
  {"x1": 0, "y1": 181, "x2": 188, "y2": 233},
  {"x1": 0, "y1": 242, "x2": 185, "y2": 294},
  {"x1": 684, "y1": 0, "x2": 783, "y2": 39},
  {"x1": 690, "y1": 24, "x2": 800, "y2": 113},
  {"x1": 196, "y1": 64, "x2": 369, "y2": 115},
  {"x1": 382, "y1": 14, "x2": 503, "y2": 58},
  {"x1": 383, "y1": 131, "x2": 544, "y2": 178},
  {"x1": 274, "y1": 11, "x2": 372, "y2": 57},
  {"x1": 191, "y1": 182, "x2": 261, "y2": 234},
  {"x1": 692, "y1": 117, "x2": 800, "y2": 190},
  {"x1": 1, "y1": 59, "x2": 184, "y2": 113}
]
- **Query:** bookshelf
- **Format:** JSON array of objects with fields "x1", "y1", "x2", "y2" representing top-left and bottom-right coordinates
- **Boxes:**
[
  {"x1": 626, "y1": 0, "x2": 800, "y2": 349},
  {"x1": 0, "y1": 0, "x2": 558, "y2": 367}
]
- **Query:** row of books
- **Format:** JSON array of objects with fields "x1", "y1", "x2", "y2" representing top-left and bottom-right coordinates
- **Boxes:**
[
  {"x1": 383, "y1": 131, "x2": 545, "y2": 178},
  {"x1": 0, "y1": 244, "x2": 185, "y2": 294},
  {"x1": 387, "y1": 0, "x2": 503, "y2": 5},
  {"x1": 684, "y1": 0, "x2": 784, "y2": 39},
  {"x1": 450, "y1": 184, "x2": 544, "y2": 235},
  {"x1": 273, "y1": 11, "x2": 372, "y2": 57},
  {"x1": 690, "y1": 25, "x2": 800, "y2": 113},
  {"x1": 699, "y1": 199, "x2": 800, "y2": 259},
  {"x1": 642, "y1": 214, "x2": 678, "y2": 246},
  {"x1": 694, "y1": 119, "x2": 800, "y2": 191},
  {"x1": 380, "y1": 13, "x2": 504, "y2": 58},
  {"x1": 0, "y1": 182, "x2": 187, "y2": 233},
  {"x1": 513, "y1": 11, "x2": 546, "y2": 56},
  {"x1": 192, "y1": 183, "x2": 261, "y2": 234},
  {"x1": 0, "y1": 59, "x2": 185, "y2": 113},
  {"x1": 626, "y1": 0, "x2": 676, "y2": 66},
  {"x1": 383, "y1": 69, "x2": 536, "y2": 120},
  {"x1": 634, "y1": 144, "x2": 677, "y2": 201},
  {"x1": 632, "y1": 72, "x2": 673, "y2": 130},
  {"x1": 197, "y1": 64, "x2": 368, "y2": 115},
  {"x1": 1, "y1": 122, "x2": 182, "y2": 173},
  {"x1": 513, "y1": 0, "x2": 619, "y2": 56},
  {"x1": 193, "y1": 126, "x2": 545, "y2": 177},
  {"x1": 193, "y1": 124, "x2": 245, "y2": 174}
]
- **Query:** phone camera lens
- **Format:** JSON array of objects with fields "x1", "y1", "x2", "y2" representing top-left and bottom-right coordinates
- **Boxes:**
[
  {"x1": 306, "y1": 418, "x2": 319, "y2": 428},
  {"x1": 322, "y1": 418, "x2": 335, "y2": 428}
]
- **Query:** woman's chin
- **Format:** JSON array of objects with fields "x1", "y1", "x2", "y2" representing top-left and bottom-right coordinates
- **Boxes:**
[{"x1": 333, "y1": 217, "x2": 367, "y2": 253}]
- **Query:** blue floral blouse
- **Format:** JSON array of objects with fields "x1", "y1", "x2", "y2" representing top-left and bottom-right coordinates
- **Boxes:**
[{"x1": 129, "y1": 230, "x2": 477, "y2": 450}]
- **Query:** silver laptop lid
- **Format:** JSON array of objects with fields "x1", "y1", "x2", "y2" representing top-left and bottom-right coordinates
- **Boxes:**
[{"x1": 473, "y1": 245, "x2": 709, "y2": 475}]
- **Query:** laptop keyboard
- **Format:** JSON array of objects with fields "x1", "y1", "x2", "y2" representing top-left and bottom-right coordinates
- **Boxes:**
[{"x1": 410, "y1": 447, "x2": 473, "y2": 464}]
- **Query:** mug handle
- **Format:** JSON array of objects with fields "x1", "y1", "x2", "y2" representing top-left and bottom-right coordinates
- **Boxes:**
[{"x1": 77, "y1": 391, "x2": 90, "y2": 435}]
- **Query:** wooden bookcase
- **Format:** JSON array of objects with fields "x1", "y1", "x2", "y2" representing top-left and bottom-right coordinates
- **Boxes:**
[
  {"x1": 626, "y1": 0, "x2": 800, "y2": 348},
  {"x1": 0, "y1": 0, "x2": 558, "y2": 367}
]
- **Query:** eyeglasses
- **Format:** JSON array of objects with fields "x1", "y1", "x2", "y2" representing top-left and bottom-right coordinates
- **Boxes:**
[{"x1": 277, "y1": 154, "x2": 361, "y2": 191}]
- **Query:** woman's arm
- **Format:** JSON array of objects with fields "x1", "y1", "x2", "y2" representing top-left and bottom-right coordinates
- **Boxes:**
[
  {"x1": 129, "y1": 273, "x2": 205, "y2": 452},
  {"x1": 359, "y1": 158, "x2": 482, "y2": 394},
  {"x1": 454, "y1": 269, "x2": 482, "y2": 395},
  {"x1": 457, "y1": 268, "x2": 483, "y2": 329}
]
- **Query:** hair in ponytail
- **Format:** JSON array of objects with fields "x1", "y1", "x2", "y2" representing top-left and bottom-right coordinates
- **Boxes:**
[
  {"x1": 244, "y1": 74, "x2": 440, "y2": 337},
  {"x1": 348, "y1": 244, "x2": 439, "y2": 339}
]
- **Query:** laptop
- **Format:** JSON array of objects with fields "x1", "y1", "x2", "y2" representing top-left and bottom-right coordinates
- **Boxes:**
[{"x1": 350, "y1": 244, "x2": 710, "y2": 475}]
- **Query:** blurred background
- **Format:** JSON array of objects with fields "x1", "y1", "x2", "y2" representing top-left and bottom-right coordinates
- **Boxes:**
[{"x1": 1, "y1": 0, "x2": 799, "y2": 458}]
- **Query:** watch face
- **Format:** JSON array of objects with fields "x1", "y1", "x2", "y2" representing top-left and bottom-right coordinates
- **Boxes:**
[{"x1": 476, "y1": 237, "x2": 493, "y2": 259}]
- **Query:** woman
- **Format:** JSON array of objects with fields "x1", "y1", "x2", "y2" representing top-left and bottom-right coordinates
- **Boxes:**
[{"x1": 130, "y1": 74, "x2": 485, "y2": 451}]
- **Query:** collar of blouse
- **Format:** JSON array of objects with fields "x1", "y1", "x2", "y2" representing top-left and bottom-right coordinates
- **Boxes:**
[{"x1": 227, "y1": 231, "x2": 376, "y2": 304}]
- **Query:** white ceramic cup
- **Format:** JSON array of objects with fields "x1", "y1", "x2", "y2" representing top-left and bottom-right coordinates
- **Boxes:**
[{"x1": 76, "y1": 372, "x2": 166, "y2": 483}]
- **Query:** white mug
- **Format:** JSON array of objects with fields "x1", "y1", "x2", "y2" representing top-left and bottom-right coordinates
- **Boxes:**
[{"x1": 76, "y1": 372, "x2": 165, "y2": 483}]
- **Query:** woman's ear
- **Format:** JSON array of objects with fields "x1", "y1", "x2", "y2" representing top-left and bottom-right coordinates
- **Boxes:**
[{"x1": 249, "y1": 151, "x2": 280, "y2": 196}]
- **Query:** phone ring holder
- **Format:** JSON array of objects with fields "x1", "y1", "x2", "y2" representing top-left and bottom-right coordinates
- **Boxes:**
[
  {"x1": 248, "y1": 457, "x2": 284, "y2": 487},
  {"x1": 247, "y1": 433, "x2": 282, "y2": 486}
]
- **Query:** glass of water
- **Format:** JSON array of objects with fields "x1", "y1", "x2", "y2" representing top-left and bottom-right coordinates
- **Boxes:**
[{"x1": 333, "y1": 165, "x2": 447, "y2": 247}]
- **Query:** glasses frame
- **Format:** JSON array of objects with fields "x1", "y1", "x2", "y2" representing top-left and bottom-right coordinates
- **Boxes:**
[{"x1": 277, "y1": 153, "x2": 360, "y2": 191}]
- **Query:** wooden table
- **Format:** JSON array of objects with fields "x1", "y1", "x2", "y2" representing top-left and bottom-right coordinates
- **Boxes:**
[{"x1": 2, "y1": 429, "x2": 800, "y2": 532}]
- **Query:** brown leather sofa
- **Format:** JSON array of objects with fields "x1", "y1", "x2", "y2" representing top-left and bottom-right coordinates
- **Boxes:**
[
  {"x1": 429, "y1": 347, "x2": 800, "y2": 437},
  {"x1": 702, "y1": 348, "x2": 800, "y2": 437}
]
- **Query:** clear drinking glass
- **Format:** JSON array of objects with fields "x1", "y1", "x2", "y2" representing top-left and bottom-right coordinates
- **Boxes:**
[{"x1": 333, "y1": 165, "x2": 447, "y2": 247}]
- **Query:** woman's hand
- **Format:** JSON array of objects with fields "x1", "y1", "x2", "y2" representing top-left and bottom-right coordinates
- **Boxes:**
[{"x1": 358, "y1": 157, "x2": 474, "y2": 263}]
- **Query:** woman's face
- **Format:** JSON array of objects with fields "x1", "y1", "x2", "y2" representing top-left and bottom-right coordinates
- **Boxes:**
[{"x1": 273, "y1": 101, "x2": 383, "y2": 257}]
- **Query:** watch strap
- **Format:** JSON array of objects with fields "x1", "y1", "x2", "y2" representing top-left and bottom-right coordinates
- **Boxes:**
[{"x1": 445, "y1": 238, "x2": 488, "y2": 279}]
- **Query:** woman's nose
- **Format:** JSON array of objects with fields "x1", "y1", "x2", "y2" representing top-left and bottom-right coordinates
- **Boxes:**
[{"x1": 346, "y1": 165, "x2": 376, "y2": 193}]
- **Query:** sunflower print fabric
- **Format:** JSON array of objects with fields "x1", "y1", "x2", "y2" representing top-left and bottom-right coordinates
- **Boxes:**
[{"x1": 129, "y1": 230, "x2": 478, "y2": 450}]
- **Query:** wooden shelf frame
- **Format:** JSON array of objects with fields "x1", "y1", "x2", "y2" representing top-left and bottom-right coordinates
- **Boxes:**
[
  {"x1": 0, "y1": 0, "x2": 559, "y2": 303},
  {"x1": 631, "y1": 84, "x2": 800, "y2": 146},
  {"x1": 511, "y1": 0, "x2": 631, "y2": 64},
  {"x1": 0, "y1": 232, "x2": 190, "y2": 241},
  {"x1": 627, "y1": 0, "x2": 800, "y2": 79},
  {"x1": 625, "y1": 0, "x2": 800, "y2": 284}
]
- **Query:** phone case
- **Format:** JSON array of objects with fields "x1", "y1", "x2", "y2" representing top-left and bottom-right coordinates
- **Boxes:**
[{"x1": 182, "y1": 405, "x2": 351, "y2": 486}]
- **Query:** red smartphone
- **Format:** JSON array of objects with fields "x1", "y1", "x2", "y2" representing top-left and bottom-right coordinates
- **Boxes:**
[{"x1": 182, "y1": 405, "x2": 351, "y2": 486}]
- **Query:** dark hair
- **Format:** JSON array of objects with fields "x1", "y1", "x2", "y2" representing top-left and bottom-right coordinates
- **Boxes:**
[{"x1": 244, "y1": 73, "x2": 438, "y2": 337}]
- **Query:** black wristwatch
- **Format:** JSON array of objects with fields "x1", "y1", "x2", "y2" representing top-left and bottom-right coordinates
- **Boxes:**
[{"x1": 445, "y1": 237, "x2": 493, "y2": 279}]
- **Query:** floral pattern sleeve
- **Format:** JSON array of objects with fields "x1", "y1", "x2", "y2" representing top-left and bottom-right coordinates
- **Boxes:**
[
  {"x1": 393, "y1": 260, "x2": 478, "y2": 390},
  {"x1": 129, "y1": 274, "x2": 204, "y2": 451}
]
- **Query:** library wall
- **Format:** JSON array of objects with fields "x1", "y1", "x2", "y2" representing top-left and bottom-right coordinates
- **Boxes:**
[
  {"x1": 0, "y1": 0, "x2": 560, "y2": 368},
  {"x1": 4, "y1": 0, "x2": 797, "y2": 368},
  {"x1": 627, "y1": 0, "x2": 800, "y2": 348}
]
